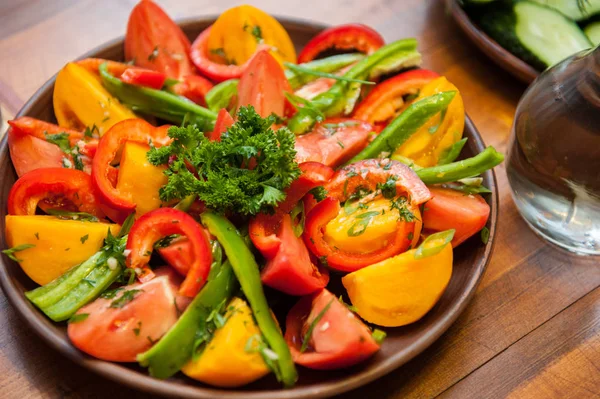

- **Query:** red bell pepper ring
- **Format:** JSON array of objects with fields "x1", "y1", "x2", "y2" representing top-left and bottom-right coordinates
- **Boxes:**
[
  {"x1": 352, "y1": 69, "x2": 440, "y2": 129},
  {"x1": 190, "y1": 27, "x2": 248, "y2": 82},
  {"x1": 8, "y1": 168, "x2": 104, "y2": 218},
  {"x1": 208, "y1": 108, "x2": 235, "y2": 141},
  {"x1": 326, "y1": 159, "x2": 431, "y2": 205},
  {"x1": 126, "y1": 208, "x2": 212, "y2": 297},
  {"x1": 120, "y1": 68, "x2": 167, "y2": 90},
  {"x1": 92, "y1": 119, "x2": 170, "y2": 213},
  {"x1": 261, "y1": 214, "x2": 329, "y2": 296},
  {"x1": 249, "y1": 162, "x2": 334, "y2": 258},
  {"x1": 303, "y1": 197, "x2": 414, "y2": 272},
  {"x1": 297, "y1": 24, "x2": 385, "y2": 64},
  {"x1": 285, "y1": 289, "x2": 380, "y2": 370}
]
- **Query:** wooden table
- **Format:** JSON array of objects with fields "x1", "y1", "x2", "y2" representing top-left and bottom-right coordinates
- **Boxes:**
[{"x1": 1, "y1": 1, "x2": 599, "y2": 398}]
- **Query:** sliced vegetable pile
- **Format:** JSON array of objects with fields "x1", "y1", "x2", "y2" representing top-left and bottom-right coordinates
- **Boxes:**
[
  {"x1": 462, "y1": 0, "x2": 598, "y2": 71},
  {"x1": 2, "y1": 0, "x2": 504, "y2": 389}
]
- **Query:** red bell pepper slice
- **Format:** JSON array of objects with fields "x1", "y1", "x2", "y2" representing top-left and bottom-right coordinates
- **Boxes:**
[
  {"x1": 261, "y1": 214, "x2": 329, "y2": 296},
  {"x1": 303, "y1": 197, "x2": 415, "y2": 272},
  {"x1": 7, "y1": 168, "x2": 104, "y2": 217},
  {"x1": 126, "y1": 208, "x2": 212, "y2": 297},
  {"x1": 120, "y1": 68, "x2": 167, "y2": 90},
  {"x1": 249, "y1": 162, "x2": 334, "y2": 258},
  {"x1": 326, "y1": 159, "x2": 431, "y2": 205},
  {"x1": 190, "y1": 27, "x2": 248, "y2": 82},
  {"x1": 175, "y1": 74, "x2": 214, "y2": 106},
  {"x1": 297, "y1": 24, "x2": 385, "y2": 64},
  {"x1": 91, "y1": 119, "x2": 170, "y2": 214},
  {"x1": 208, "y1": 108, "x2": 235, "y2": 141},
  {"x1": 353, "y1": 69, "x2": 439, "y2": 129}
]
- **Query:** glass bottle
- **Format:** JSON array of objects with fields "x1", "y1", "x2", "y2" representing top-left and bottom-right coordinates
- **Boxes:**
[{"x1": 506, "y1": 46, "x2": 600, "y2": 255}]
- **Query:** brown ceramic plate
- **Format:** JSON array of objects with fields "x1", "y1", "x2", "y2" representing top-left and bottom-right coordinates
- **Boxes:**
[
  {"x1": 0, "y1": 16, "x2": 498, "y2": 399},
  {"x1": 446, "y1": 0, "x2": 539, "y2": 84}
]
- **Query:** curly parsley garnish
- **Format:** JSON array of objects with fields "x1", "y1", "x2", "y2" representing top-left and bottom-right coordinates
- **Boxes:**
[{"x1": 148, "y1": 106, "x2": 301, "y2": 216}]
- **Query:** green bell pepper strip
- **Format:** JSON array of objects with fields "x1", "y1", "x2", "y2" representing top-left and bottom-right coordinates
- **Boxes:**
[
  {"x1": 285, "y1": 53, "x2": 364, "y2": 89},
  {"x1": 348, "y1": 91, "x2": 457, "y2": 163},
  {"x1": 200, "y1": 212, "x2": 298, "y2": 388},
  {"x1": 368, "y1": 49, "x2": 422, "y2": 79},
  {"x1": 98, "y1": 63, "x2": 217, "y2": 129},
  {"x1": 416, "y1": 146, "x2": 505, "y2": 184},
  {"x1": 137, "y1": 260, "x2": 237, "y2": 379},
  {"x1": 438, "y1": 137, "x2": 468, "y2": 165},
  {"x1": 205, "y1": 79, "x2": 239, "y2": 113},
  {"x1": 287, "y1": 39, "x2": 418, "y2": 133}
]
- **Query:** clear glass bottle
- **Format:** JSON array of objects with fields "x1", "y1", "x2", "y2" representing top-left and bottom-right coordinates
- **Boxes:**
[{"x1": 506, "y1": 46, "x2": 600, "y2": 255}]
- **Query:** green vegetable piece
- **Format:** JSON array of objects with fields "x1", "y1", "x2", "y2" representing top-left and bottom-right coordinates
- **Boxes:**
[
  {"x1": 98, "y1": 62, "x2": 217, "y2": 129},
  {"x1": 416, "y1": 146, "x2": 505, "y2": 184},
  {"x1": 438, "y1": 137, "x2": 468, "y2": 165},
  {"x1": 301, "y1": 299, "x2": 334, "y2": 353},
  {"x1": 349, "y1": 91, "x2": 457, "y2": 163},
  {"x1": 205, "y1": 79, "x2": 239, "y2": 113},
  {"x1": 367, "y1": 49, "x2": 422, "y2": 80},
  {"x1": 285, "y1": 53, "x2": 364, "y2": 89},
  {"x1": 584, "y1": 20, "x2": 600, "y2": 45},
  {"x1": 137, "y1": 260, "x2": 237, "y2": 379},
  {"x1": 200, "y1": 212, "x2": 298, "y2": 387},
  {"x1": 371, "y1": 328, "x2": 387, "y2": 345},
  {"x1": 173, "y1": 194, "x2": 197, "y2": 212},
  {"x1": 2, "y1": 243, "x2": 35, "y2": 262},
  {"x1": 414, "y1": 229, "x2": 455, "y2": 259},
  {"x1": 284, "y1": 62, "x2": 375, "y2": 85},
  {"x1": 481, "y1": 226, "x2": 490, "y2": 244}
]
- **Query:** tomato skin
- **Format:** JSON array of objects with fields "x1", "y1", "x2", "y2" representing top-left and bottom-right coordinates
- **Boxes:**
[
  {"x1": 261, "y1": 214, "x2": 329, "y2": 296},
  {"x1": 236, "y1": 50, "x2": 290, "y2": 118},
  {"x1": 352, "y1": 69, "x2": 440, "y2": 126},
  {"x1": 285, "y1": 289, "x2": 380, "y2": 370},
  {"x1": 190, "y1": 27, "x2": 247, "y2": 82},
  {"x1": 8, "y1": 130, "x2": 66, "y2": 177},
  {"x1": 120, "y1": 68, "x2": 167, "y2": 90},
  {"x1": 157, "y1": 238, "x2": 193, "y2": 277},
  {"x1": 125, "y1": 0, "x2": 194, "y2": 80},
  {"x1": 8, "y1": 168, "x2": 104, "y2": 218},
  {"x1": 126, "y1": 208, "x2": 212, "y2": 297},
  {"x1": 175, "y1": 74, "x2": 214, "y2": 106},
  {"x1": 68, "y1": 268, "x2": 188, "y2": 362},
  {"x1": 297, "y1": 24, "x2": 385, "y2": 63},
  {"x1": 422, "y1": 187, "x2": 490, "y2": 247},
  {"x1": 208, "y1": 108, "x2": 235, "y2": 141},
  {"x1": 294, "y1": 119, "x2": 373, "y2": 168}
]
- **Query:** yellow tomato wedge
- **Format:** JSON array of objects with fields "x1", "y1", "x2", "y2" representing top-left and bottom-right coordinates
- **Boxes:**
[
  {"x1": 394, "y1": 77, "x2": 465, "y2": 167},
  {"x1": 116, "y1": 142, "x2": 168, "y2": 218},
  {"x1": 181, "y1": 297, "x2": 270, "y2": 387},
  {"x1": 53, "y1": 62, "x2": 137, "y2": 135},
  {"x1": 342, "y1": 242, "x2": 452, "y2": 327},
  {"x1": 4, "y1": 215, "x2": 120, "y2": 285},
  {"x1": 207, "y1": 5, "x2": 296, "y2": 66}
]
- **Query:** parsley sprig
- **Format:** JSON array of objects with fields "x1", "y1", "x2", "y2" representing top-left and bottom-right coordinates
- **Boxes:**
[
  {"x1": 148, "y1": 106, "x2": 301, "y2": 215},
  {"x1": 45, "y1": 132, "x2": 85, "y2": 171}
]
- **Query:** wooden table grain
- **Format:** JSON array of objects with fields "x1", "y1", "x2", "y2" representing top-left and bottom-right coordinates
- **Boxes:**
[{"x1": 0, "y1": 1, "x2": 598, "y2": 398}]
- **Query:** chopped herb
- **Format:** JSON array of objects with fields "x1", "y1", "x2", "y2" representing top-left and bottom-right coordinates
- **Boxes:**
[
  {"x1": 337, "y1": 140, "x2": 345, "y2": 149},
  {"x1": 318, "y1": 256, "x2": 329, "y2": 267},
  {"x1": 147, "y1": 336, "x2": 157, "y2": 345},
  {"x1": 109, "y1": 289, "x2": 144, "y2": 309},
  {"x1": 68, "y1": 313, "x2": 89, "y2": 324},
  {"x1": 101, "y1": 116, "x2": 110, "y2": 123},
  {"x1": 481, "y1": 227, "x2": 490, "y2": 244},
  {"x1": 133, "y1": 321, "x2": 142, "y2": 336},
  {"x1": 83, "y1": 124, "x2": 99, "y2": 138},
  {"x1": 2, "y1": 244, "x2": 35, "y2": 262},
  {"x1": 308, "y1": 186, "x2": 328, "y2": 202},
  {"x1": 34, "y1": 232, "x2": 40, "y2": 240},
  {"x1": 390, "y1": 197, "x2": 417, "y2": 222},
  {"x1": 209, "y1": 48, "x2": 236, "y2": 65},
  {"x1": 154, "y1": 234, "x2": 180, "y2": 248},
  {"x1": 377, "y1": 176, "x2": 397, "y2": 199},
  {"x1": 347, "y1": 211, "x2": 379, "y2": 237},
  {"x1": 371, "y1": 329, "x2": 387, "y2": 344},
  {"x1": 46, "y1": 209, "x2": 99, "y2": 222},
  {"x1": 80, "y1": 234, "x2": 89, "y2": 244},
  {"x1": 148, "y1": 46, "x2": 159, "y2": 61},
  {"x1": 65, "y1": 248, "x2": 70, "y2": 251},
  {"x1": 301, "y1": 299, "x2": 334, "y2": 353},
  {"x1": 45, "y1": 132, "x2": 84, "y2": 171},
  {"x1": 251, "y1": 25, "x2": 263, "y2": 42},
  {"x1": 408, "y1": 232, "x2": 414, "y2": 240},
  {"x1": 100, "y1": 287, "x2": 124, "y2": 299},
  {"x1": 339, "y1": 295, "x2": 358, "y2": 313}
]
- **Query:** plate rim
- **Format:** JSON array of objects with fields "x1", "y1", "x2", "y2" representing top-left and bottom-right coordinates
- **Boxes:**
[{"x1": 0, "y1": 14, "x2": 499, "y2": 399}]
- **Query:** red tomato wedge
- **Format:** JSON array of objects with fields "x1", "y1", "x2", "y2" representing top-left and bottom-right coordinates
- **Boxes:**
[
  {"x1": 325, "y1": 159, "x2": 431, "y2": 205},
  {"x1": 422, "y1": 187, "x2": 490, "y2": 247},
  {"x1": 208, "y1": 108, "x2": 235, "y2": 141},
  {"x1": 8, "y1": 130, "x2": 66, "y2": 177},
  {"x1": 175, "y1": 74, "x2": 214, "y2": 106},
  {"x1": 285, "y1": 289, "x2": 380, "y2": 370},
  {"x1": 237, "y1": 50, "x2": 291, "y2": 118},
  {"x1": 157, "y1": 238, "x2": 194, "y2": 277},
  {"x1": 261, "y1": 214, "x2": 329, "y2": 296},
  {"x1": 8, "y1": 168, "x2": 104, "y2": 218},
  {"x1": 68, "y1": 268, "x2": 189, "y2": 362},
  {"x1": 294, "y1": 119, "x2": 372, "y2": 168},
  {"x1": 125, "y1": 0, "x2": 194, "y2": 80},
  {"x1": 298, "y1": 24, "x2": 385, "y2": 63},
  {"x1": 120, "y1": 68, "x2": 167, "y2": 90}
]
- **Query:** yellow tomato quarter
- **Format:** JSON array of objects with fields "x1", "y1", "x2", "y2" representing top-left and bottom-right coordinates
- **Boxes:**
[
  {"x1": 181, "y1": 297, "x2": 270, "y2": 387},
  {"x1": 4, "y1": 216, "x2": 120, "y2": 285},
  {"x1": 394, "y1": 77, "x2": 465, "y2": 167},
  {"x1": 342, "y1": 243, "x2": 453, "y2": 327},
  {"x1": 207, "y1": 5, "x2": 297, "y2": 66}
]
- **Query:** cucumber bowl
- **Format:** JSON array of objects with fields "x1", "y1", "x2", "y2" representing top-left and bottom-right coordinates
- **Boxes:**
[{"x1": 0, "y1": 16, "x2": 499, "y2": 399}]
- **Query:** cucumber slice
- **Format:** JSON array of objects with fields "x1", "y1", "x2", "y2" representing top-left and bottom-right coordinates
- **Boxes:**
[
  {"x1": 529, "y1": 0, "x2": 600, "y2": 21},
  {"x1": 585, "y1": 21, "x2": 600, "y2": 45}
]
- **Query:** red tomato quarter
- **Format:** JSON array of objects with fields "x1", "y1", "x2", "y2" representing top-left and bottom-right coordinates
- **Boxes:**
[{"x1": 285, "y1": 289, "x2": 380, "y2": 370}]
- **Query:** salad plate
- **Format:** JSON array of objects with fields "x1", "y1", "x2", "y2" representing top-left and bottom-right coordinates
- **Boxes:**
[{"x1": 0, "y1": 13, "x2": 498, "y2": 399}]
